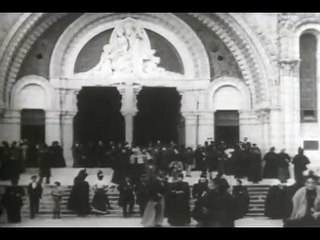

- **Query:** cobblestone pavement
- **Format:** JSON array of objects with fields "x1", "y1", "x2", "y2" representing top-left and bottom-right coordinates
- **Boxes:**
[{"x1": 1, "y1": 216, "x2": 283, "y2": 227}]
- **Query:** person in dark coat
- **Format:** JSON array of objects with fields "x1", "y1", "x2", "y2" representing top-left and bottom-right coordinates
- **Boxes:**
[
  {"x1": 264, "y1": 180, "x2": 288, "y2": 219},
  {"x1": 167, "y1": 173, "x2": 191, "y2": 226},
  {"x1": 232, "y1": 179, "x2": 249, "y2": 219},
  {"x1": 49, "y1": 141, "x2": 66, "y2": 168},
  {"x1": 0, "y1": 141, "x2": 11, "y2": 180},
  {"x1": 2, "y1": 178, "x2": 25, "y2": 223},
  {"x1": 68, "y1": 169, "x2": 90, "y2": 216},
  {"x1": 195, "y1": 146, "x2": 206, "y2": 173},
  {"x1": 135, "y1": 175, "x2": 149, "y2": 216},
  {"x1": 8, "y1": 141, "x2": 22, "y2": 181},
  {"x1": 37, "y1": 144, "x2": 51, "y2": 184},
  {"x1": 118, "y1": 176, "x2": 135, "y2": 217},
  {"x1": 112, "y1": 148, "x2": 130, "y2": 184},
  {"x1": 184, "y1": 147, "x2": 194, "y2": 177},
  {"x1": 27, "y1": 175, "x2": 43, "y2": 219},
  {"x1": 202, "y1": 177, "x2": 236, "y2": 227},
  {"x1": 263, "y1": 147, "x2": 278, "y2": 179},
  {"x1": 248, "y1": 144, "x2": 262, "y2": 183},
  {"x1": 277, "y1": 149, "x2": 291, "y2": 183},
  {"x1": 159, "y1": 147, "x2": 170, "y2": 175},
  {"x1": 192, "y1": 173, "x2": 209, "y2": 202},
  {"x1": 72, "y1": 143, "x2": 83, "y2": 167},
  {"x1": 292, "y1": 148, "x2": 310, "y2": 185},
  {"x1": 232, "y1": 144, "x2": 245, "y2": 178}
]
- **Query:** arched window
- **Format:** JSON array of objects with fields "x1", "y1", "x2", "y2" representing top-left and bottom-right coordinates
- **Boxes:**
[{"x1": 300, "y1": 33, "x2": 318, "y2": 122}]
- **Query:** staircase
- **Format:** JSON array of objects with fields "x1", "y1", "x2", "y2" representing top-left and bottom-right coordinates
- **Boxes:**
[
  {"x1": 246, "y1": 185, "x2": 269, "y2": 217},
  {"x1": 0, "y1": 184, "x2": 270, "y2": 220}
]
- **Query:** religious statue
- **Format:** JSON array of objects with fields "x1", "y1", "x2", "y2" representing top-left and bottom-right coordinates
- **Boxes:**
[{"x1": 74, "y1": 17, "x2": 183, "y2": 79}]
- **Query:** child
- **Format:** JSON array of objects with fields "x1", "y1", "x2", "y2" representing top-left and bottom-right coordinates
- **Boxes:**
[{"x1": 51, "y1": 181, "x2": 63, "y2": 219}]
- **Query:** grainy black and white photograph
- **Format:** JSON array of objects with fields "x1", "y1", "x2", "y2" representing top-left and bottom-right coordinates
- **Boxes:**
[{"x1": 0, "y1": 12, "x2": 320, "y2": 228}]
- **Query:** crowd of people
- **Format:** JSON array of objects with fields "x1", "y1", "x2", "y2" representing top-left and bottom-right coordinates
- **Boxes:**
[
  {"x1": 0, "y1": 140, "x2": 66, "y2": 182},
  {"x1": 0, "y1": 137, "x2": 318, "y2": 227}
]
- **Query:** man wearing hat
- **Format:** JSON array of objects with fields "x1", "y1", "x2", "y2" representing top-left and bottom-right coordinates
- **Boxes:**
[{"x1": 27, "y1": 175, "x2": 43, "y2": 219}]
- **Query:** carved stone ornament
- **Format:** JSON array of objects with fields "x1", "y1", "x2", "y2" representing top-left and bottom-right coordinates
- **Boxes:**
[{"x1": 74, "y1": 17, "x2": 184, "y2": 79}]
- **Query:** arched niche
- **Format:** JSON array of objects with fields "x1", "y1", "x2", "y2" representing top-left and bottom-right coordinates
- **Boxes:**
[
  {"x1": 10, "y1": 75, "x2": 53, "y2": 110},
  {"x1": 207, "y1": 76, "x2": 252, "y2": 112}
]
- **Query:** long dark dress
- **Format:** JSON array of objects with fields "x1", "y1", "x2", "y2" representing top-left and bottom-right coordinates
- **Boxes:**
[
  {"x1": 277, "y1": 152, "x2": 291, "y2": 182},
  {"x1": 2, "y1": 185, "x2": 25, "y2": 223},
  {"x1": 263, "y1": 151, "x2": 279, "y2": 179},
  {"x1": 232, "y1": 185, "x2": 249, "y2": 219},
  {"x1": 0, "y1": 145, "x2": 11, "y2": 180},
  {"x1": 265, "y1": 185, "x2": 287, "y2": 219},
  {"x1": 292, "y1": 154, "x2": 310, "y2": 184},
  {"x1": 141, "y1": 178, "x2": 166, "y2": 227},
  {"x1": 248, "y1": 147, "x2": 262, "y2": 183},
  {"x1": 112, "y1": 151, "x2": 130, "y2": 184},
  {"x1": 38, "y1": 147, "x2": 51, "y2": 181},
  {"x1": 203, "y1": 189, "x2": 236, "y2": 227},
  {"x1": 68, "y1": 176, "x2": 90, "y2": 215},
  {"x1": 135, "y1": 180, "x2": 149, "y2": 216},
  {"x1": 50, "y1": 145, "x2": 66, "y2": 168},
  {"x1": 167, "y1": 181, "x2": 191, "y2": 226},
  {"x1": 92, "y1": 181, "x2": 109, "y2": 213}
]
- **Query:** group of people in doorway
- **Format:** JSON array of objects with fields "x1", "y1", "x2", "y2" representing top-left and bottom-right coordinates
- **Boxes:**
[{"x1": 0, "y1": 139, "x2": 66, "y2": 183}]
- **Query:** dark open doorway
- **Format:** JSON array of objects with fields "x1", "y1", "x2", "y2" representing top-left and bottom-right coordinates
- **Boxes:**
[
  {"x1": 73, "y1": 87, "x2": 125, "y2": 145},
  {"x1": 134, "y1": 87, "x2": 181, "y2": 146},
  {"x1": 215, "y1": 110, "x2": 239, "y2": 148},
  {"x1": 21, "y1": 109, "x2": 45, "y2": 145}
]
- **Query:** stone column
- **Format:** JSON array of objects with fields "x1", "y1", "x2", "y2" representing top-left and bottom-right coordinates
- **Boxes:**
[
  {"x1": 45, "y1": 110, "x2": 60, "y2": 144},
  {"x1": 269, "y1": 107, "x2": 283, "y2": 149},
  {"x1": 198, "y1": 111, "x2": 214, "y2": 144},
  {"x1": 61, "y1": 111, "x2": 76, "y2": 167},
  {"x1": 118, "y1": 84, "x2": 141, "y2": 145},
  {"x1": 280, "y1": 60, "x2": 300, "y2": 155},
  {"x1": 182, "y1": 113, "x2": 197, "y2": 148},
  {"x1": 257, "y1": 109, "x2": 271, "y2": 154}
]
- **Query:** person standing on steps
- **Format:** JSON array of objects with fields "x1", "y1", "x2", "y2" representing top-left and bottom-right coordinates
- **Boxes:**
[
  {"x1": 51, "y1": 181, "x2": 63, "y2": 219},
  {"x1": 118, "y1": 176, "x2": 135, "y2": 218},
  {"x1": 292, "y1": 147, "x2": 310, "y2": 185},
  {"x1": 2, "y1": 178, "x2": 25, "y2": 223},
  {"x1": 27, "y1": 175, "x2": 43, "y2": 219}
]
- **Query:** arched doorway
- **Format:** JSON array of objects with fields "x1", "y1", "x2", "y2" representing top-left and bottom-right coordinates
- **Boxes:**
[
  {"x1": 73, "y1": 87, "x2": 125, "y2": 145},
  {"x1": 134, "y1": 87, "x2": 182, "y2": 146}
]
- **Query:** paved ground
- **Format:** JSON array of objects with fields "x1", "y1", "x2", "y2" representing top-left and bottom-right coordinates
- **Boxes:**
[{"x1": 1, "y1": 216, "x2": 283, "y2": 227}]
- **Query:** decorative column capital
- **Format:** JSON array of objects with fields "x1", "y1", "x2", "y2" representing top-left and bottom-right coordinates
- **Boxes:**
[
  {"x1": 257, "y1": 108, "x2": 270, "y2": 123},
  {"x1": 279, "y1": 59, "x2": 300, "y2": 76}
]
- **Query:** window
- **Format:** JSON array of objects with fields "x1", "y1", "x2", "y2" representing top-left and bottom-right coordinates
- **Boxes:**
[{"x1": 299, "y1": 33, "x2": 318, "y2": 122}]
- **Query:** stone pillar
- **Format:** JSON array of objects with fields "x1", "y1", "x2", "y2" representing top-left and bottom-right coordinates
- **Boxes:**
[
  {"x1": 239, "y1": 110, "x2": 263, "y2": 149},
  {"x1": 257, "y1": 109, "x2": 271, "y2": 154},
  {"x1": 61, "y1": 111, "x2": 76, "y2": 167},
  {"x1": 280, "y1": 60, "x2": 300, "y2": 155},
  {"x1": 0, "y1": 109, "x2": 20, "y2": 142},
  {"x1": 45, "y1": 110, "x2": 60, "y2": 144},
  {"x1": 198, "y1": 111, "x2": 214, "y2": 144},
  {"x1": 269, "y1": 107, "x2": 283, "y2": 149},
  {"x1": 118, "y1": 84, "x2": 141, "y2": 145},
  {"x1": 182, "y1": 113, "x2": 197, "y2": 148},
  {"x1": 122, "y1": 113, "x2": 136, "y2": 145}
]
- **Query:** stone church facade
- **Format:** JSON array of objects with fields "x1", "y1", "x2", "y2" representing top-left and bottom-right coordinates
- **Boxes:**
[{"x1": 0, "y1": 13, "x2": 319, "y2": 167}]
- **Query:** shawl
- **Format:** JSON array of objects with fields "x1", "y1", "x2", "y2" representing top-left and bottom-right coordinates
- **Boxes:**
[{"x1": 290, "y1": 186, "x2": 320, "y2": 220}]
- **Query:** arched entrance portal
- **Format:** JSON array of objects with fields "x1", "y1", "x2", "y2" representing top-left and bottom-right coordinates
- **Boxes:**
[
  {"x1": 134, "y1": 87, "x2": 182, "y2": 146},
  {"x1": 73, "y1": 87, "x2": 125, "y2": 145}
]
